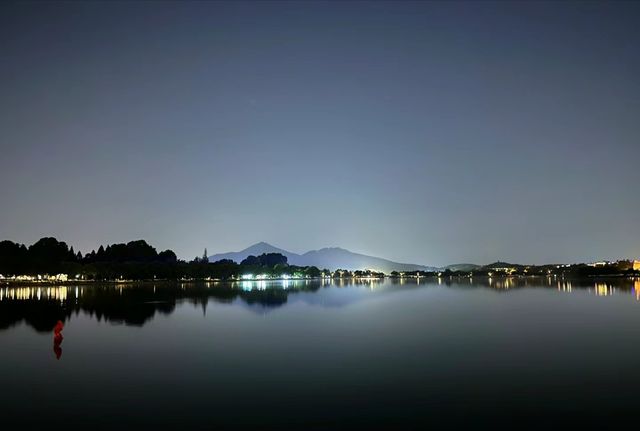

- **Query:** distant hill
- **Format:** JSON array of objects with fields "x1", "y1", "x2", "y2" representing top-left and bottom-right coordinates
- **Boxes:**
[
  {"x1": 208, "y1": 242, "x2": 301, "y2": 264},
  {"x1": 445, "y1": 263, "x2": 481, "y2": 272},
  {"x1": 482, "y1": 261, "x2": 526, "y2": 269},
  {"x1": 209, "y1": 242, "x2": 438, "y2": 273},
  {"x1": 296, "y1": 247, "x2": 438, "y2": 273}
]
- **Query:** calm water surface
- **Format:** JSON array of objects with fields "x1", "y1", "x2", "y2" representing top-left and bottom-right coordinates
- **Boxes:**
[{"x1": 2, "y1": 277, "x2": 640, "y2": 429}]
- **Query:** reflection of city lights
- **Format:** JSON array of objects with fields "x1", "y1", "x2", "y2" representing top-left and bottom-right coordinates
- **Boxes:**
[
  {"x1": 595, "y1": 283, "x2": 613, "y2": 297},
  {"x1": 491, "y1": 278, "x2": 514, "y2": 290},
  {"x1": 3, "y1": 277, "x2": 640, "y2": 312},
  {"x1": 557, "y1": 281, "x2": 572, "y2": 293},
  {"x1": 0, "y1": 285, "x2": 74, "y2": 301}
]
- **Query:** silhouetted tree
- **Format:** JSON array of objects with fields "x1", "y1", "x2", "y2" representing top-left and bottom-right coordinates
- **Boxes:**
[
  {"x1": 258, "y1": 253, "x2": 287, "y2": 267},
  {"x1": 158, "y1": 250, "x2": 177, "y2": 263},
  {"x1": 0, "y1": 240, "x2": 28, "y2": 275},
  {"x1": 27, "y1": 237, "x2": 74, "y2": 274},
  {"x1": 241, "y1": 255, "x2": 260, "y2": 266},
  {"x1": 304, "y1": 266, "x2": 321, "y2": 277}
]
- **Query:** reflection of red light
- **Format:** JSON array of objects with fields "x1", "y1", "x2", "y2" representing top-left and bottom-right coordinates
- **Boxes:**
[
  {"x1": 54, "y1": 320, "x2": 64, "y2": 335},
  {"x1": 53, "y1": 320, "x2": 64, "y2": 360},
  {"x1": 53, "y1": 345, "x2": 62, "y2": 359}
]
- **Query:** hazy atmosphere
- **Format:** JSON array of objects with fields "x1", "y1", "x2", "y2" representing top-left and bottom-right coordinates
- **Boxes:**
[{"x1": 1, "y1": 1, "x2": 638, "y2": 266}]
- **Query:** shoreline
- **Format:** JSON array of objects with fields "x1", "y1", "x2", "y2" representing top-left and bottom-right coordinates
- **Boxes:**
[{"x1": 2, "y1": 273, "x2": 637, "y2": 287}]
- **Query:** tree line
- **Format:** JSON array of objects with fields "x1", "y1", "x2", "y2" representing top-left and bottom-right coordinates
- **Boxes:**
[{"x1": 0, "y1": 237, "x2": 327, "y2": 281}]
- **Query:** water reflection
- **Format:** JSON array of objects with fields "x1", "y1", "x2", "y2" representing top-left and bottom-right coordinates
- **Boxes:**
[
  {"x1": 595, "y1": 282, "x2": 615, "y2": 297},
  {"x1": 1, "y1": 277, "x2": 639, "y2": 333},
  {"x1": 558, "y1": 280, "x2": 573, "y2": 293},
  {"x1": 53, "y1": 320, "x2": 64, "y2": 360}
]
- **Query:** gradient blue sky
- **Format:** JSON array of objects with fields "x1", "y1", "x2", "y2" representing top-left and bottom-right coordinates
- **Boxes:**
[{"x1": 1, "y1": 1, "x2": 638, "y2": 266}]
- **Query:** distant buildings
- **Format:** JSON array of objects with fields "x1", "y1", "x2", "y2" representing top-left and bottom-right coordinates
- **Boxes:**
[
  {"x1": 490, "y1": 266, "x2": 517, "y2": 275},
  {"x1": 586, "y1": 260, "x2": 640, "y2": 271},
  {"x1": 0, "y1": 273, "x2": 68, "y2": 282}
]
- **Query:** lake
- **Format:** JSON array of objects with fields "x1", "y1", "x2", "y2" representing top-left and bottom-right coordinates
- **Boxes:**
[{"x1": 1, "y1": 277, "x2": 640, "y2": 429}]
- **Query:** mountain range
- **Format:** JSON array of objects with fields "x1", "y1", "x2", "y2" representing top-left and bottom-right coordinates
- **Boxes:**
[{"x1": 208, "y1": 242, "x2": 477, "y2": 273}]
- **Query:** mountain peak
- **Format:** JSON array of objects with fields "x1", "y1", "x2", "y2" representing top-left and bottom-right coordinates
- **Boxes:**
[
  {"x1": 209, "y1": 242, "x2": 301, "y2": 264},
  {"x1": 209, "y1": 243, "x2": 438, "y2": 272},
  {"x1": 238, "y1": 242, "x2": 292, "y2": 256}
]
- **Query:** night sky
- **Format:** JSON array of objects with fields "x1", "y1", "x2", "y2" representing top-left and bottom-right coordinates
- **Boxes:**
[{"x1": 1, "y1": 1, "x2": 638, "y2": 266}]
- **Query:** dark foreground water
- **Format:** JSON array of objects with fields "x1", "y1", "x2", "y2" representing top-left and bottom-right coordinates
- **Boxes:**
[{"x1": 2, "y1": 277, "x2": 640, "y2": 430}]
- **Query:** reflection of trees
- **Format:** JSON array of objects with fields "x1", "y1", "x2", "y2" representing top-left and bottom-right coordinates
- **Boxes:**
[
  {"x1": 2, "y1": 277, "x2": 638, "y2": 332},
  {"x1": 242, "y1": 288, "x2": 288, "y2": 307},
  {"x1": 0, "y1": 281, "x2": 323, "y2": 332},
  {"x1": 0, "y1": 299, "x2": 68, "y2": 332}
]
